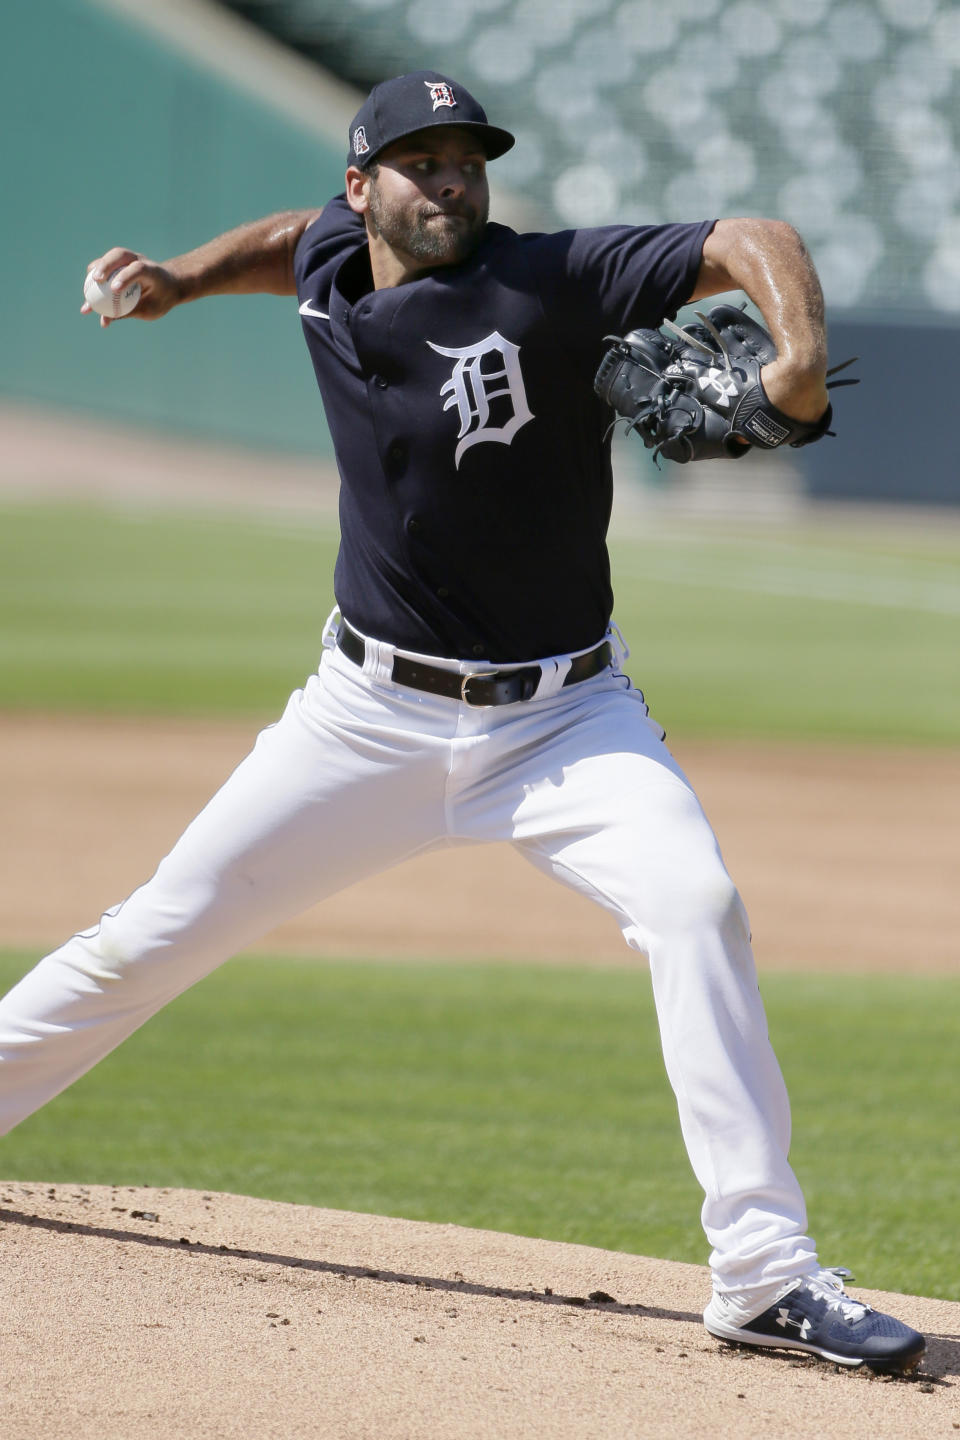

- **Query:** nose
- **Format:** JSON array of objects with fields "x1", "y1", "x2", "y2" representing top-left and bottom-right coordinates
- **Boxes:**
[{"x1": 437, "y1": 165, "x2": 466, "y2": 199}]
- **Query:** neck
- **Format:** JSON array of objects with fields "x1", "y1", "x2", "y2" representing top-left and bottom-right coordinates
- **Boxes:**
[{"x1": 367, "y1": 237, "x2": 428, "y2": 290}]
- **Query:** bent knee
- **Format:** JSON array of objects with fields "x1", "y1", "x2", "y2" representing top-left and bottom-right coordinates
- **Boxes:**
[{"x1": 648, "y1": 864, "x2": 749, "y2": 943}]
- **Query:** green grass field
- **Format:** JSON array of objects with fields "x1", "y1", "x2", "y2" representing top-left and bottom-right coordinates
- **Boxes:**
[
  {"x1": 1, "y1": 495, "x2": 957, "y2": 1303},
  {"x1": 0, "y1": 500, "x2": 958, "y2": 740},
  {"x1": 0, "y1": 953, "x2": 956, "y2": 1301}
]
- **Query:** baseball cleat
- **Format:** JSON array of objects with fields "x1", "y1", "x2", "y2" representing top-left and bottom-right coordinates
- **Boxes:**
[{"x1": 703, "y1": 1269, "x2": 926, "y2": 1375}]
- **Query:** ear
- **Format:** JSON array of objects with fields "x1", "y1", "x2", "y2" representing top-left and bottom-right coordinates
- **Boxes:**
[{"x1": 346, "y1": 166, "x2": 371, "y2": 215}]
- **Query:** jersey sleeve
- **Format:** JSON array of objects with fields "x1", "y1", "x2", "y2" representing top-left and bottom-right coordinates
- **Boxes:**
[
  {"x1": 293, "y1": 193, "x2": 366, "y2": 295},
  {"x1": 532, "y1": 219, "x2": 717, "y2": 336}
]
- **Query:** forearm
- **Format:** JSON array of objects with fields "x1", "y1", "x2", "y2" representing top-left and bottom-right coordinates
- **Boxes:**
[
  {"x1": 166, "y1": 209, "x2": 320, "y2": 303},
  {"x1": 82, "y1": 208, "x2": 322, "y2": 328},
  {"x1": 691, "y1": 219, "x2": 828, "y2": 419}
]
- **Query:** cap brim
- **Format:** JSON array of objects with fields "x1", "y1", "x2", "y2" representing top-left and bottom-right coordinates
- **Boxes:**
[
  {"x1": 468, "y1": 123, "x2": 515, "y2": 160},
  {"x1": 358, "y1": 120, "x2": 516, "y2": 168}
]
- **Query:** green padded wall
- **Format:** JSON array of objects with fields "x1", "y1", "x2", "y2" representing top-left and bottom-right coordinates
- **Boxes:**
[{"x1": 1, "y1": 0, "x2": 347, "y2": 454}]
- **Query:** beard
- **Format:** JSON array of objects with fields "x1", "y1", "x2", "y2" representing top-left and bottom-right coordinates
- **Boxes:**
[{"x1": 366, "y1": 179, "x2": 488, "y2": 267}]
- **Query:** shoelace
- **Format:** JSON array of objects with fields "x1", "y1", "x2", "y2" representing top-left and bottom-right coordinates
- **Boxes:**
[
  {"x1": 817, "y1": 1265, "x2": 852, "y2": 1290},
  {"x1": 807, "y1": 1268, "x2": 869, "y2": 1322}
]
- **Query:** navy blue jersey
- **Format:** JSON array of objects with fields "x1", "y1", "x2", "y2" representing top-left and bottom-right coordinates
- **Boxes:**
[{"x1": 294, "y1": 195, "x2": 713, "y2": 661}]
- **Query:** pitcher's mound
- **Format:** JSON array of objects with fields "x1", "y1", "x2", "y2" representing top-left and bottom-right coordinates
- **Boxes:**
[{"x1": 1, "y1": 1183, "x2": 954, "y2": 1439}]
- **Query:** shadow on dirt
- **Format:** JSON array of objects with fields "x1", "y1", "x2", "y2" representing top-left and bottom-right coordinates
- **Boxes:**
[{"x1": 0, "y1": 1205, "x2": 699, "y2": 1323}]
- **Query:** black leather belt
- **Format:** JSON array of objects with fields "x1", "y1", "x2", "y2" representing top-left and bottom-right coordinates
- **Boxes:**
[{"x1": 336, "y1": 619, "x2": 612, "y2": 707}]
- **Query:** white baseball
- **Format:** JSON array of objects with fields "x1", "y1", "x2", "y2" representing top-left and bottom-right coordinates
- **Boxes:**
[{"x1": 83, "y1": 268, "x2": 141, "y2": 319}]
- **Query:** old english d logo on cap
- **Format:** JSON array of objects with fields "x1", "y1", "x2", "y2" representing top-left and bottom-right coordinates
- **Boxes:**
[
  {"x1": 425, "y1": 81, "x2": 456, "y2": 111},
  {"x1": 347, "y1": 71, "x2": 515, "y2": 169}
]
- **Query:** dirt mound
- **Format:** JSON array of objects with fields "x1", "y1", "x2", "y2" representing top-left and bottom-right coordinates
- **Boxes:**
[{"x1": 1, "y1": 1183, "x2": 955, "y2": 1439}]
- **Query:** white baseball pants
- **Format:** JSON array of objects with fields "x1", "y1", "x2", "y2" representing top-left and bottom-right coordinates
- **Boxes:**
[{"x1": 0, "y1": 620, "x2": 818, "y2": 1292}]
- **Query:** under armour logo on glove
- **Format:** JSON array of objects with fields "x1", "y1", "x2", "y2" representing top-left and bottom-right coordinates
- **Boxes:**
[{"x1": 697, "y1": 366, "x2": 739, "y2": 409}]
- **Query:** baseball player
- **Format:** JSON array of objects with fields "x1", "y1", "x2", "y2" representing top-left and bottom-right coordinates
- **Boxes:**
[{"x1": 0, "y1": 71, "x2": 923, "y2": 1374}]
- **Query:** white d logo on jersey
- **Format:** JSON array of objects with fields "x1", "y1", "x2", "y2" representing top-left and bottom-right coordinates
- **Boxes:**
[{"x1": 426, "y1": 331, "x2": 534, "y2": 469}]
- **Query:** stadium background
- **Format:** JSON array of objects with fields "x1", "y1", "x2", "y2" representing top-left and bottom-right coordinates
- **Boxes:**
[{"x1": 4, "y1": 0, "x2": 960, "y2": 501}]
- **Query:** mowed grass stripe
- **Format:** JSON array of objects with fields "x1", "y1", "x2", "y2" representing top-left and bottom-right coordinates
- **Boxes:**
[
  {"x1": 1, "y1": 501, "x2": 958, "y2": 740},
  {"x1": 0, "y1": 503, "x2": 339, "y2": 715},
  {"x1": 0, "y1": 953, "x2": 956, "y2": 1302},
  {"x1": 629, "y1": 554, "x2": 960, "y2": 615},
  {"x1": 609, "y1": 526, "x2": 960, "y2": 742},
  {"x1": 0, "y1": 634, "x2": 323, "y2": 666}
]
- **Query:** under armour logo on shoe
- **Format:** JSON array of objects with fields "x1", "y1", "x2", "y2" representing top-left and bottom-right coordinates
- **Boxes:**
[{"x1": 776, "y1": 1308, "x2": 812, "y2": 1338}]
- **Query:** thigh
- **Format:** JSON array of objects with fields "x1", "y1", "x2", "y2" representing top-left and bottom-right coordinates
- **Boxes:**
[
  {"x1": 496, "y1": 682, "x2": 738, "y2": 945},
  {"x1": 105, "y1": 654, "x2": 454, "y2": 958},
  {"x1": 0, "y1": 656, "x2": 456, "y2": 1139}
]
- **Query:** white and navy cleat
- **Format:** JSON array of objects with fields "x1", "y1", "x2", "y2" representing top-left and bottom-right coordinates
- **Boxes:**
[{"x1": 704, "y1": 1268, "x2": 925, "y2": 1375}]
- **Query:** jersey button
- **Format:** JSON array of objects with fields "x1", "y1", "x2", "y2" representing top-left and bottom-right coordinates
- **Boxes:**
[
  {"x1": 407, "y1": 517, "x2": 421, "y2": 534},
  {"x1": 387, "y1": 441, "x2": 407, "y2": 469},
  {"x1": 436, "y1": 586, "x2": 449, "y2": 598},
  {"x1": 373, "y1": 374, "x2": 389, "y2": 389},
  {"x1": 471, "y1": 644, "x2": 485, "y2": 657}
]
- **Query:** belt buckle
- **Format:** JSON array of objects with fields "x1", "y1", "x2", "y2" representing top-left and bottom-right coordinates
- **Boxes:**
[
  {"x1": 461, "y1": 667, "x2": 541, "y2": 706},
  {"x1": 460, "y1": 671, "x2": 489, "y2": 706}
]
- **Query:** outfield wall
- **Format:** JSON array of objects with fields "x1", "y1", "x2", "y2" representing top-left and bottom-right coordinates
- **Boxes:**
[
  {"x1": 794, "y1": 316, "x2": 960, "y2": 507},
  {"x1": 0, "y1": 0, "x2": 355, "y2": 455}
]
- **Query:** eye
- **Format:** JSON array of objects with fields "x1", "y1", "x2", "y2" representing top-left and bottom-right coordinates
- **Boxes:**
[
  {"x1": 463, "y1": 160, "x2": 485, "y2": 177},
  {"x1": 413, "y1": 158, "x2": 437, "y2": 174}
]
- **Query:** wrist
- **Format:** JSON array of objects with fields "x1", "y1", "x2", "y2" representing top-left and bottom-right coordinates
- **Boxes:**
[
  {"x1": 760, "y1": 360, "x2": 828, "y2": 424},
  {"x1": 163, "y1": 260, "x2": 198, "y2": 306}
]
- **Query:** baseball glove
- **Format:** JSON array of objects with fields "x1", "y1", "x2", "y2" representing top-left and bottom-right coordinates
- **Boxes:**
[{"x1": 593, "y1": 303, "x2": 857, "y2": 464}]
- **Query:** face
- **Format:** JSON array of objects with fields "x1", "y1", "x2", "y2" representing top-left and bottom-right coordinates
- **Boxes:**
[{"x1": 348, "y1": 128, "x2": 490, "y2": 276}]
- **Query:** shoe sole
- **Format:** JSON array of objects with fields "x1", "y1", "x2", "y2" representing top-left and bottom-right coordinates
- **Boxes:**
[{"x1": 704, "y1": 1318, "x2": 925, "y2": 1376}]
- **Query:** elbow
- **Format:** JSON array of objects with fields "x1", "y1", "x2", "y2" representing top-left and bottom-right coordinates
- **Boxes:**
[
  {"x1": 715, "y1": 217, "x2": 811, "y2": 269},
  {"x1": 692, "y1": 217, "x2": 815, "y2": 302}
]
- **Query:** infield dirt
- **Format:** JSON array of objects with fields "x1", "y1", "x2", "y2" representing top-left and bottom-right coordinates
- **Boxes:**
[
  {"x1": 2, "y1": 1182, "x2": 957, "y2": 1440},
  {"x1": 1, "y1": 710, "x2": 957, "y2": 972}
]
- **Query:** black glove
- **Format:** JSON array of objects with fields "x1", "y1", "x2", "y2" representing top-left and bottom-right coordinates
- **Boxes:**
[{"x1": 594, "y1": 303, "x2": 857, "y2": 465}]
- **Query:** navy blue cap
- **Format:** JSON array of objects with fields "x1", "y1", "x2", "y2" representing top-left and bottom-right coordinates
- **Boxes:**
[{"x1": 348, "y1": 71, "x2": 515, "y2": 170}]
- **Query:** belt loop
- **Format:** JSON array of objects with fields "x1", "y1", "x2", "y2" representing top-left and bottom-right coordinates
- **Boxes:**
[
  {"x1": 370, "y1": 638, "x2": 395, "y2": 684},
  {"x1": 533, "y1": 657, "x2": 570, "y2": 701},
  {"x1": 608, "y1": 621, "x2": 630, "y2": 670},
  {"x1": 337, "y1": 618, "x2": 396, "y2": 684},
  {"x1": 374, "y1": 642, "x2": 400, "y2": 685},
  {"x1": 322, "y1": 607, "x2": 342, "y2": 651}
]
